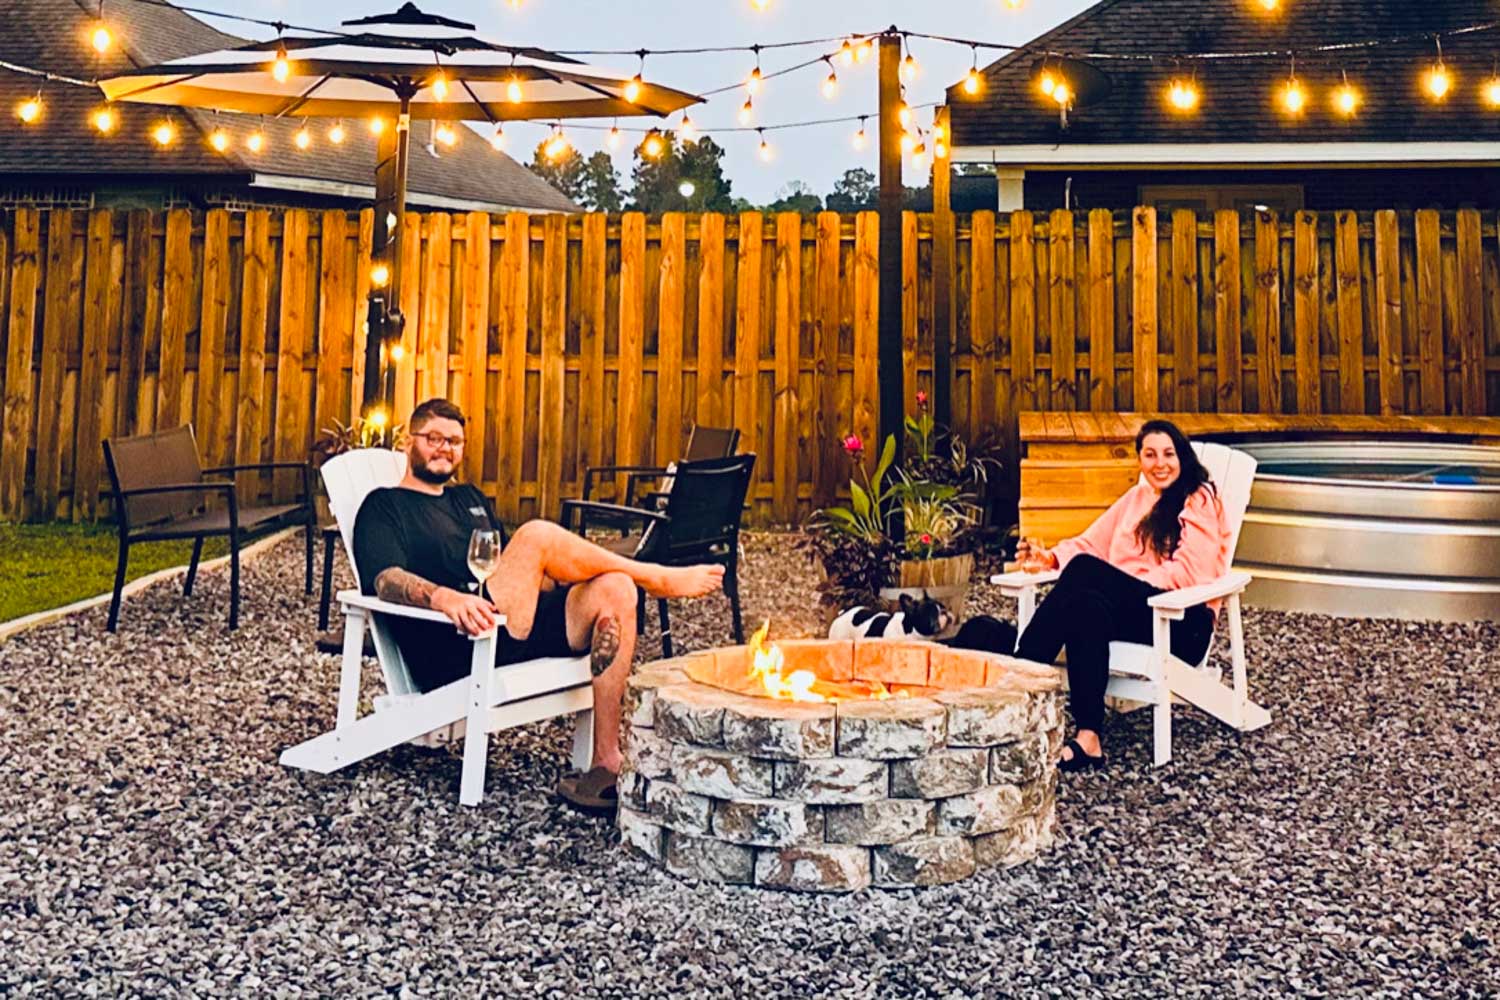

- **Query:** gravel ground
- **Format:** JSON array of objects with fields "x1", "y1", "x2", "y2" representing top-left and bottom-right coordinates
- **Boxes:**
[{"x1": 1, "y1": 532, "x2": 1496, "y2": 998}]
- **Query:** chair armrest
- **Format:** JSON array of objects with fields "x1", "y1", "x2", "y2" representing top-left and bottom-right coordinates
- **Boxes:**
[
  {"x1": 989, "y1": 568, "x2": 1061, "y2": 593},
  {"x1": 204, "y1": 462, "x2": 312, "y2": 501},
  {"x1": 582, "y1": 464, "x2": 671, "y2": 499},
  {"x1": 1147, "y1": 571, "x2": 1253, "y2": 612},
  {"x1": 624, "y1": 469, "x2": 669, "y2": 506},
  {"x1": 336, "y1": 589, "x2": 507, "y2": 634},
  {"x1": 116, "y1": 480, "x2": 236, "y2": 499},
  {"x1": 559, "y1": 498, "x2": 670, "y2": 532}
]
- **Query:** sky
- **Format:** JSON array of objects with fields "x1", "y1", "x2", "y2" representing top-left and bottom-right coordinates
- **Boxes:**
[{"x1": 207, "y1": 0, "x2": 1097, "y2": 203}]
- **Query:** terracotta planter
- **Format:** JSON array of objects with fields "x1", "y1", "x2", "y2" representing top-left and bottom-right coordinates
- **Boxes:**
[{"x1": 879, "y1": 553, "x2": 975, "y2": 620}]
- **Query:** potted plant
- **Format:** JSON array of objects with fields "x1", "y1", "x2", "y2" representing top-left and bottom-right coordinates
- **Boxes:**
[
  {"x1": 805, "y1": 392, "x2": 1000, "y2": 618},
  {"x1": 309, "y1": 415, "x2": 405, "y2": 523}
]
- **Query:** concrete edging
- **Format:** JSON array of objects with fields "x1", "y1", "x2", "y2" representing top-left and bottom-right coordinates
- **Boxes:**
[{"x1": 0, "y1": 526, "x2": 301, "y2": 643}]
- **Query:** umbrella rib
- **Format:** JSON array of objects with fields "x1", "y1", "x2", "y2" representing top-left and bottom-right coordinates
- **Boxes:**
[
  {"x1": 110, "y1": 72, "x2": 209, "y2": 102},
  {"x1": 457, "y1": 79, "x2": 499, "y2": 125},
  {"x1": 274, "y1": 72, "x2": 336, "y2": 118}
]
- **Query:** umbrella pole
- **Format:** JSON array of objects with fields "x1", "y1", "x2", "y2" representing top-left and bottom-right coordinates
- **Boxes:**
[
  {"x1": 382, "y1": 100, "x2": 411, "y2": 419},
  {"x1": 362, "y1": 95, "x2": 413, "y2": 439}
]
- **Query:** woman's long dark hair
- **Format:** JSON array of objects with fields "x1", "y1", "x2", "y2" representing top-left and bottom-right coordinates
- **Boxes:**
[{"x1": 1133, "y1": 419, "x2": 1215, "y2": 560}]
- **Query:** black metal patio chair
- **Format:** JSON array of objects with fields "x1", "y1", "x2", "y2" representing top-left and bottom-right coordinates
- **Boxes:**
[
  {"x1": 580, "y1": 424, "x2": 741, "y2": 509},
  {"x1": 561, "y1": 452, "x2": 756, "y2": 658},
  {"x1": 102, "y1": 425, "x2": 315, "y2": 631}
]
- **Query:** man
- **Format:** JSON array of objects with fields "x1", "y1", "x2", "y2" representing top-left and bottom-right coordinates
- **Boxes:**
[{"x1": 353, "y1": 398, "x2": 723, "y2": 813}]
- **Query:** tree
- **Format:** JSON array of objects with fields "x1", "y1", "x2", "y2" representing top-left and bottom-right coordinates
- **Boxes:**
[
  {"x1": 825, "y1": 167, "x2": 877, "y2": 212},
  {"x1": 628, "y1": 135, "x2": 734, "y2": 213},
  {"x1": 526, "y1": 143, "x2": 623, "y2": 211},
  {"x1": 765, "y1": 180, "x2": 822, "y2": 214}
]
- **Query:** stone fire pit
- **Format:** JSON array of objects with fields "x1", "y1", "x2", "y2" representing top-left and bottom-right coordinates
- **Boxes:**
[{"x1": 617, "y1": 639, "x2": 1066, "y2": 892}]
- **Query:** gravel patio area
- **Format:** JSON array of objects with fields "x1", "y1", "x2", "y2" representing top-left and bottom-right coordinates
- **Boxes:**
[{"x1": 1, "y1": 532, "x2": 1495, "y2": 997}]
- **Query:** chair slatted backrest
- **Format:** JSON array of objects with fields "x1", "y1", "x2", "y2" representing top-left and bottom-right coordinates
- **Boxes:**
[
  {"x1": 1192, "y1": 441, "x2": 1257, "y2": 561},
  {"x1": 319, "y1": 448, "x2": 419, "y2": 696},
  {"x1": 103, "y1": 425, "x2": 204, "y2": 527},
  {"x1": 683, "y1": 425, "x2": 741, "y2": 462},
  {"x1": 644, "y1": 453, "x2": 757, "y2": 561}
]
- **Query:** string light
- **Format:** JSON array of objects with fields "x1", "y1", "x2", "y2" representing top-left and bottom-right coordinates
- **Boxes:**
[
  {"x1": 1039, "y1": 69, "x2": 1058, "y2": 97},
  {"x1": 606, "y1": 122, "x2": 622, "y2": 148},
  {"x1": 837, "y1": 38, "x2": 854, "y2": 67},
  {"x1": 822, "y1": 62, "x2": 839, "y2": 99},
  {"x1": 1258, "y1": 0, "x2": 1280, "y2": 9},
  {"x1": 151, "y1": 121, "x2": 175, "y2": 146},
  {"x1": 758, "y1": 129, "x2": 773, "y2": 161},
  {"x1": 900, "y1": 45, "x2": 919, "y2": 84},
  {"x1": 738, "y1": 95, "x2": 754, "y2": 125},
  {"x1": 852, "y1": 117, "x2": 867, "y2": 150},
  {"x1": 91, "y1": 106, "x2": 115, "y2": 133},
  {"x1": 625, "y1": 52, "x2": 646, "y2": 103},
  {"x1": 963, "y1": 46, "x2": 984, "y2": 96},
  {"x1": 751, "y1": 0, "x2": 770, "y2": 10},
  {"x1": 435, "y1": 122, "x2": 458, "y2": 147},
  {"x1": 209, "y1": 126, "x2": 230, "y2": 152},
  {"x1": 677, "y1": 113, "x2": 697, "y2": 142},
  {"x1": 1280, "y1": 75, "x2": 1307, "y2": 115},
  {"x1": 507, "y1": 75, "x2": 523, "y2": 103},
  {"x1": 388, "y1": 344, "x2": 406, "y2": 361},
  {"x1": 370, "y1": 116, "x2": 386, "y2": 136},
  {"x1": 897, "y1": 101, "x2": 912, "y2": 128},
  {"x1": 271, "y1": 42, "x2": 291, "y2": 84},
  {"x1": 91, "y1": 23, "x2": 113, "y2": 54},
  {"x1": 246, "y1": 129, "x2": 265, "y2": 153},
  {"x1": 431, "y1": 71, "x2": 449, "y2": 101},
  {"x1": 1485, "y1": 76, "x2": 1500, "y2": 109},
  {"x1": 294, "y1": 126, "x2": 312, "y2": 149},
  {"x1": 16, "y1": 95, "x2": 42, "y2": 124},
  {"x1": 1167, "y1": 77, "x2": 1199, "y2": 112},
  {"x1": 488, "y1": 123, "x2": 505, "y2": 150},
  {"x1": 912, "y1": 142, "x2": 928, "y2": 170},
  {"x1": 545, "y1": 124, "x2": 570, "y2": 159},
  {"x1": 1426, "y1": 42, "x2": 1453, "y2": 101},
  {"x1": 1334, "y1": 72, "x2": 1361, "y2": 116},
  {"x1": 746, "y1": 46, "x2": 763, "y2": 95},
  {"x1": 856, "y1": 38, "x2": 873, "y2": 63},
  {"x1": 642, "y1": 130, "x2": 664, "y2": 158}
]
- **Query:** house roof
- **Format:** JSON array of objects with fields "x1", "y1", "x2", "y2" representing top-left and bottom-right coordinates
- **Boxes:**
[
  {"x1": 0, "y1": 0, "x2": 577, "y2": 212},
  {"x1": 947, "y1": 0, "x2": 1500, "y2": 164}
]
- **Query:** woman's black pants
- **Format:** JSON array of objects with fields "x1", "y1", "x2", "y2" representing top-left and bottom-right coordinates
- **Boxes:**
[{"x1": 1015, "y1": 554, "x2": 1214, "y2": 732}]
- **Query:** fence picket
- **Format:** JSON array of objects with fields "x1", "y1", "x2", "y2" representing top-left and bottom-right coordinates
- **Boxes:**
[
  {"x1": 1, "y1": 209, "x2": 40, "y2": 519},
  {"x1": 971, "y1": 210, "x2": 997, "y2": 429},
  {"x1": 1457, "y1": 208, "x2": 1486, "y2": 415},
  {"x1": 235, "y1": 210, "x2": 270, "y2": 502},
  {"x1": 1087, "y1": 209, "x2": 1114, "y2": 409},
  {"x1": 1050, "y1": 210, "x2": 1077, "y2": 409},
  {"x1": 618, "y1": 212, "x2": 647, "y2": 481},
  {"x1": 1214, "y1": 211, "x2": 1242, "y2": 412},
  {"x1": 1415, "y1": 210, "x2": 1445, "y2": 415},
  {"x1": 774, "y1": 212, "x2": 802, "y2": 522},
  {"x1": 274, "y1": 210, "x2": 310, "y2": 501},
  {"x1": 1373, "y1": 211, "x2": 1403, "y2": 415},
  {"x1": 497, "y1": 212, "x2": 529, "y2": 521},
  {"x1": 1293, "y1": 211, "x2": 1320, "y2": 414},
  {"x1": 74, "y1": 209, "x2": 113, "y2": 521},
  {"x1": 1170, "y1": 209, "x2": 1197, "y2": 412},
  {"x1": 314, "y1": 210, "x2": 349, "y2": 450},
  {"x1": 459, "y1": 211, "x2": 491, "y2": 488},
  {"x1": 1132, "y1": 207, "x2": 1158, "y2": 411},
  {"x1": 658, "y1": 212, "x2": 687, "y2": 466},
  {"x1": 538, "y1": 213, "x2": 567, "y2": 519},
  {"x1": 1253, "y1": 211, "x2": 1282, "y2": 415},
  {"x1": 34, "y1": 210, "x2": 77, "y2": 518}
]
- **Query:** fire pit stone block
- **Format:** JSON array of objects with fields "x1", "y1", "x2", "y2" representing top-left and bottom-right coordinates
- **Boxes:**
[
  {"x1": 645, "y1": 781, "x2": 714, "y2": 835},
  {"x1": 664, "y1": 831, "x2": 755, "y2": 885},
  {"x1": 834, "y1": 699, "x2": 948, "y2": 759},
  {"x1": 624, "y1": 663, "x2": 691, "y2": 728},
  {"x1": 753, "y1": 844, "x2": 872, "y2": 893},
  {"x1": 824, "y1": 799, "x2": 937, "y2": 845},
  {"x1": 618, "y1": 807, "x2": 666, "y2": 862},
  {"x1": 937, "y1": 688, "x2": 1037, "y2": 747},
  {"x1": 872, "y1": 835, "x2": 978, "y2": 888},
  {"x1": 973, "y1": 809, "x2": 1058, "y2": 870},
  {"x1": 773, "y1": 758, "x2": 888, "y2": 804},
  {"x1": 852, "y1": 640, "x2": 932, "y2": 687},
  {"x1": 712, "y1": 798, "x2": 822, "y2": 847},
  {"x1": 622, "y1": 727, "x2": 675, "y2": 780},
  {"x1": 888, "y1": 748, "x2": 989, "y2": 798},
  {"x1": 721, "y1": 700, "x2": 837, "y2": 760},
  {"x1": 776, "y1": 638, "x2": 855, "y2": 681},
  {"x1": 927, "y1": 646, "x2": 989, "y2": 689},
  {"x1": 936, "y1": 779, "x2": 1048, "y2": 837},
  {"x1": 654, "y1": 684, "x2": 735, "y2": 747},
  {"x1": 671, "y1": 746, "x2": 775, "y2": 799},
  {"x1": 989, "y1": 734, "x2": 1052, "y2": 785}
]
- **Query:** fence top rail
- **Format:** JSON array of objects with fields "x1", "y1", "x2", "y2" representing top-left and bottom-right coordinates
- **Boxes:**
[{"x1": 1020, "y1": 412, "x2": 1500, "y2": 444}]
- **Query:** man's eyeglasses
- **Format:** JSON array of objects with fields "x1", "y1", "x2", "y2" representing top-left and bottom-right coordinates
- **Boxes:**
[{"x1": 415, "y1": 431, "x2": 465, "y2": 451}]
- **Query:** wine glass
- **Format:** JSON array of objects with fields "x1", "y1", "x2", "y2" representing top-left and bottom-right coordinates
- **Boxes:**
[
  {"x1": 1018, "y1": 537, "x2": 1049, "y2": 574},
  {"x1": 467, "y1": 529, "x2": 502, "y2": 596}
]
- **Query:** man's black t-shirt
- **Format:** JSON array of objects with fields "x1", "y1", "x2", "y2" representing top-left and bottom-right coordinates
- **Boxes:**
[{"x1": 353, "y1": 484, "x2": 505, "y2": 691}]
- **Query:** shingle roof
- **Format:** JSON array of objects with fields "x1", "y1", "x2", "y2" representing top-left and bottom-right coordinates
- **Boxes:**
[
  {"x1": 0, "y1": 0, "x2": 576, "y2": 211},
  {"x1": 947, "y1": 0, "x2": 1500, "y2": 149}
]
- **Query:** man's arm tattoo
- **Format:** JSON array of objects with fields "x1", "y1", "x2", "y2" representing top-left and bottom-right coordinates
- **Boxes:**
[{"x1": 374, "y1": 567, "x2": 441, "y2": 608}]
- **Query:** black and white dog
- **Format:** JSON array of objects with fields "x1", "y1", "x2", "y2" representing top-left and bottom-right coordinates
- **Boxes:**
[{"x1": 828, "y1": 593, "x2": 953, "y2": 641}]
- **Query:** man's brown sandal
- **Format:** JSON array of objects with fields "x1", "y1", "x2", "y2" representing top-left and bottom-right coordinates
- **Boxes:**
[{"x1": 557, "y1": 765, "x2": 618, "y2": 815}]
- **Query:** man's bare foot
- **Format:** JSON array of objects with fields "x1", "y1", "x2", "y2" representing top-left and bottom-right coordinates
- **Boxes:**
[
  {"x1": 643, "y1": 564, "x2": 725, "y2": 599},
  {"x1": 591, "y1": 614, "x2": 622, "y2": 678}
]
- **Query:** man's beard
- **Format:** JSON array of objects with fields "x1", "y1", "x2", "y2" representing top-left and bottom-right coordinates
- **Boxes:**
[{"x1": 411, "y1": 459, "x2": 454, "y2": 485}]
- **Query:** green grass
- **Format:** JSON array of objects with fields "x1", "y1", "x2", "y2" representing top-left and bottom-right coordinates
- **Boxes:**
[{"x1": 0, "y1": 524, "x2": 229, "y2": 623}]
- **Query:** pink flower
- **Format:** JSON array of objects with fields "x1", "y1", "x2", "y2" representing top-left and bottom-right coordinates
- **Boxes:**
[
  {"x1": 921, "y1": 533, "x2": 933, "y2": 545},
  {"x1": 842, "y1": 434, "x2": 864, "y2": 455},
  {"x1": 915, "y1": 390, "x2": 929, "y2": 409}
]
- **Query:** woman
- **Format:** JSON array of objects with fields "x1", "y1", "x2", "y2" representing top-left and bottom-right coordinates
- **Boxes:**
[{"x1": 1014, "y1": 419, "x2": 1231, "y2": 772}]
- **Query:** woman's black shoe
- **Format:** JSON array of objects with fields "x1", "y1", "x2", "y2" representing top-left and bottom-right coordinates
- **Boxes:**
[{"x1": 1057, "y1": 738, "x2": 1107, "y2": 773}]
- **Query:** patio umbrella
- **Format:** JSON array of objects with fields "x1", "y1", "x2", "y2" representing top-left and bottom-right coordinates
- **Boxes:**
[{"x1": 99, "y1": 1, "x2": 701, "y2": 419}]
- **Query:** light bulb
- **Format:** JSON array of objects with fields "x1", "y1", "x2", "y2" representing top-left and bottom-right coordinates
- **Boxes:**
[
  {"x1": 900, "y1": 131, "x2": 916, "y2": 154},
  {"x1": 1259, "y1": 0, "x2": 1279, "y2": 9},
  {"x1": 852, "y1": 126, "x2": 867, "y2": 150},
  {"x1": 913, "y1": 146, "x2": 928, "y2": 170},
  {"x1": 1168, "y1": 79, "x2": 1199, "y2": 112},
  {"x1": 963, "y1": 68, "x2": 983, "y2": 96},
  {"x1": 388, "y1": 344, "x2": 405, "y2": 361},
  {"x1": 856, "y1": 39, "x2": 873, "y2": 63},
  {"x1": 1052, "y1": 82, "x2": 1073, "y2": 106},
  {"x1": 934, "y1": 123, "x2": 946, "y2": 141},
  {"x1": 738, "y1": 96, "x2": 754, "y2": 125},
  {"x1": 436, "y1": 124, "x2": 457, "y2": 147},
  {"x1": 1040, "y1": 71, "x2": 1057, "y2": 96},
  {"x1": 329, "y1": 122, "x2": 346, "y2": 144},
  {"x1": 507, "y1": 77, "x2": 523, "y2": 103},
  {"x1": 934, "y1": 138, "x2": 948, "y2": 159},
  {"x1": 822, "y1": 71, "x2": 838, "y2": 99},
  {"x1": 432, "y1": 73, "x2": 449, "y2": 101},
  {"x1": 897, "y1": 102, "x2": 911, "y2": 128},
  {"x1": 247, "y1": 131, "x2": 265, "y2": 153},
  {"x1": 489, "y1": 125, "x2": 505, "y2": 150},
  {"x1": 643, "y1": 132, "x2": 664, "y2": 157},
  {"x1": 746, "y1": 67, "x2": 762, "y2": 95},
  {"x1": 370, "y1": 116, "x2": 386, "y2": 136},
  {"x1": 758, "y1": 136, "x2": 773, "y2": 161},
  {"x1": 607, "y1": 125, "x2": 622, "y2": 148},
  {"x1": 294, "y1": 127, "x2": 311, "y2": 149},
  {"x1": 16, "y1": 97, "x2": 41, "y2": 123},
  {"x1": 209, "y1": 128, "x2": 230, "y2": 152},
  {"x1": 271, "y1": 46, "x2": 291, "y2": 83},
  {"x1": 838, "y1": 39, "x2": 854, "y2": 67},
  {"x1": 152, "y1": 122, "x2": 175, "y2": 146},
  {"x1": 1426, "y1": 63, "x2": 1453, "y2": 100},
  {"x1": 1281, "y1": 79, "x2": 1307, "y2": 114},
  {"x1": 677, "y1": 115, "x2": 696, "y2": 142},
  {"x1": 624, "y1": 75, "x2": 643, "y2": 102},
  {"x1": 92, "y1": 24, "x2": 112, "y2": 54},
  {"x1": 901, "y1": 54, "x2": 918, "y2": 84},
  {"x1": 1486, "y1": 79, "x2": 1500, "y2": 108},
  {"x1": 91, "y1": 106, "x2": 115, "y2": 133},
  {"x1": 1335, "y1": 83, "x2": 1361, "y2": 116},
  {"x1": 751, "y1": 0, "x2": 770, "y2": 9}
]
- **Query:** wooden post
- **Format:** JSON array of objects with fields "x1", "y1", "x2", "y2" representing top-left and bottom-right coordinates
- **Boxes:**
[
  {"x1": 932, "y1": 106, "x2": 955, "y2": 427},
  {"x1": 877, "y1": 28, "x2": 904, "y2": 468}
]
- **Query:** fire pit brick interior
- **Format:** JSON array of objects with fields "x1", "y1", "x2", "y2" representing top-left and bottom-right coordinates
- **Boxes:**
[{"x1": 618, "y1": 640, "x2": 1066, "y2": 892}]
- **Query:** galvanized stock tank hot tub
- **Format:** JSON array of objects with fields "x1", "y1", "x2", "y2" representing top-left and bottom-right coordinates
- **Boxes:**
[{"x1": 1235, "y1": 441, "x2": 1500, "y2": 623}]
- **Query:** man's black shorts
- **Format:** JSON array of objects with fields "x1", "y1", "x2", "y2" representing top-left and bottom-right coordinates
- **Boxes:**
[{"x1": 390, "y1": 585, "x2": 588, "y2": 693}]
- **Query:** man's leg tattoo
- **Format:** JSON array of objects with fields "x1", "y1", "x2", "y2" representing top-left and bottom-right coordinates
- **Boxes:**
[{"x1": 591, "y1": 614, "x2": 622, "y2": 677}]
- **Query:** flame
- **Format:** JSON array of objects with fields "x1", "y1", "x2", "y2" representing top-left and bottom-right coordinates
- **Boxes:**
[{"x1": 747, "y1": 620, "x2": 827, "y2": 702}]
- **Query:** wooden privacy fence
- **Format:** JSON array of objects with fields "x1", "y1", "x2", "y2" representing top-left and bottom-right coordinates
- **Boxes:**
[{"x1": 2, "y1": 205, "x2": 1499, "y2": 526}]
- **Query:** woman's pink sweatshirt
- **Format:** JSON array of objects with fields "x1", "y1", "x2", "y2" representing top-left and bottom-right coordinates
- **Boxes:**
[{"x1": 1050, "y1": 483, "x2": 1232, "y2": 610}]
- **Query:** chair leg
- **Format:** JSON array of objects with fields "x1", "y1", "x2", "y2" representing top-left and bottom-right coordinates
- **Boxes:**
[
  {"x1": 570, "y1": 709, "x2": 594, "y2": 773},
  {"x1": 183, "y1": 536, "x2": 205, "y2": 596},
  {"x1": 658, "y1": 598, "x2": 673, "y2": 659},
  {"x1": 725, "y1": 552, "x2": 744, "y2": 645},
  {"x1": 303, "y1": 515, "x2": 315, "y2": 595},
  {"x1": 107, "y1": 536, "x2": 130, "y2": 633},
  {"x1": 1151, "y1": 612, "x2": 1173, "y2": 767},
  {"x1": 228, "y1": 531, "x2": 241, "y2": 631},
  {"x1": 635, "y1": 587, "x2": 647, "y2": 636},
  {"x1": 459, "y1": 635, "x2": 496, "y2": 806},
  {"x1": 317, "y1": 531, "x2": 338, "y2": 632}
]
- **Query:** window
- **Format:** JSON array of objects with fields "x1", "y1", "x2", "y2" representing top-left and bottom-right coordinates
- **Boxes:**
[{"x1": 1139, "y1": 183, "x2": 1304, "y2": 216}]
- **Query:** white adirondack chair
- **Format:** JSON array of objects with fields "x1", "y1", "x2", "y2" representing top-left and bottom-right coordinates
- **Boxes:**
[
  {"x1": 991, "y1": 441, "x2": 1272, "y2": 766},
  {"x1": 279, "y1": 448, "x2": 594, "y2": 806}
]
